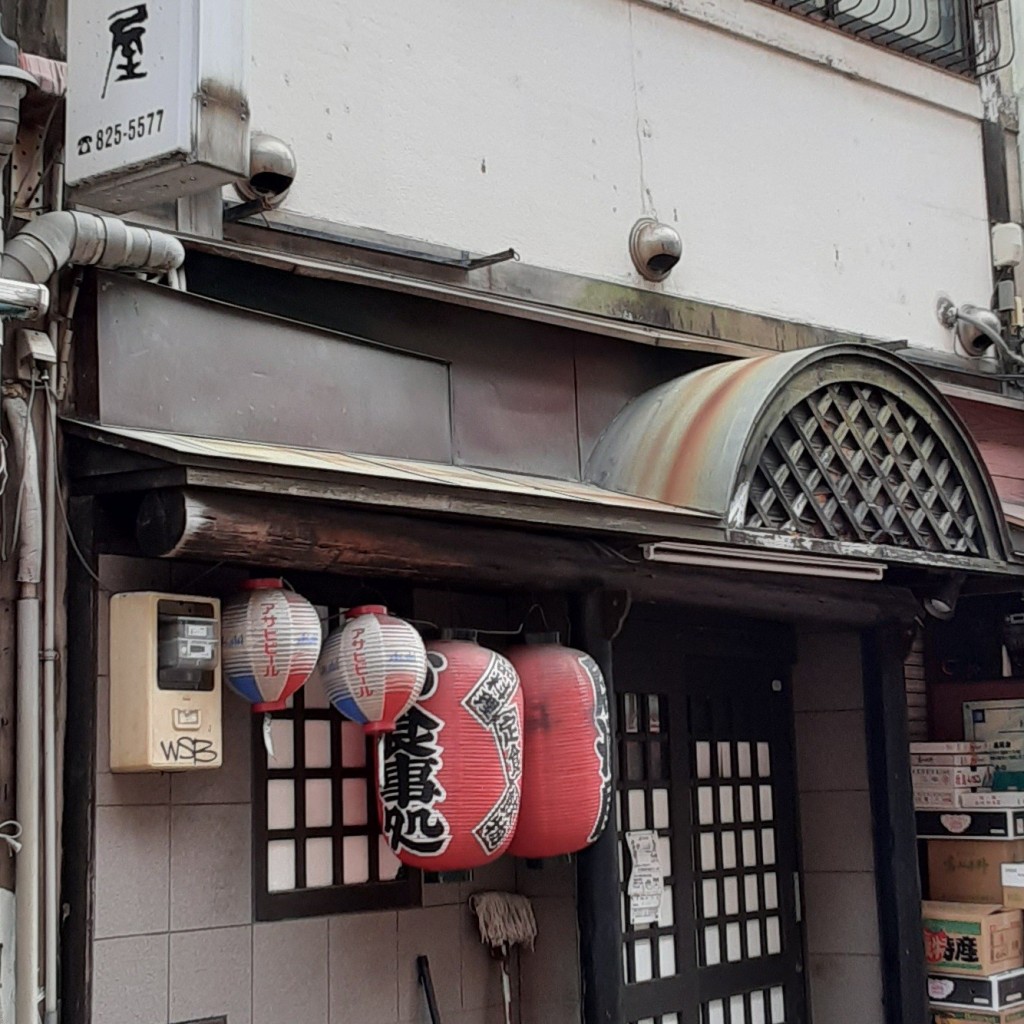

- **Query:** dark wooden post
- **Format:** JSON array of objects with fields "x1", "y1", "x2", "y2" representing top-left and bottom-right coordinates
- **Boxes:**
[
  {"x1": 862, "y1": 626, "x2": 928, "y2": 1024},
  {"x1": 572, "y1": 591, "x2": 625, "y2": 1024},
  {"x1": 60, "y1": 496, "x2": 98, "y2": 1024}
]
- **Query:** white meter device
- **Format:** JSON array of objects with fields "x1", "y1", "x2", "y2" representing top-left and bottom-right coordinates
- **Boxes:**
[{"x1": 109, "y1": 592, "x2": 222, "y2": 772}]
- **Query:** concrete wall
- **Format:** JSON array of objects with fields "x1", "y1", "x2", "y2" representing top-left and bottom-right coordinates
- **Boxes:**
[
  {"x1": 248, "y1": 0, "x2": 991, "y2": 352},
  {"x1": 89, "y1": 555, "x2": 580, "y2": 1024},
  {"x1": 792, "y1": 630, "x2": 884, "y2": 1023}
]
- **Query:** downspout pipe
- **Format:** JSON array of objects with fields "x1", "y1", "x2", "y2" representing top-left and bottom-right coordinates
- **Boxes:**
[{"x1": 3, "y1": 395, "x2": 42, "y2": 1024}]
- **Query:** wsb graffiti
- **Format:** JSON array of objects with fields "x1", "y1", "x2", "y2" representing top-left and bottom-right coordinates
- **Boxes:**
[{"x1": 158, "y1": 737, "x2": 219, "y2": 765}]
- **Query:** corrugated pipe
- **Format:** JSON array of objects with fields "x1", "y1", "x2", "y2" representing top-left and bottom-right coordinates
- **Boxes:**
[
  {"x1": 2, "y1": 210, "x2": 186, "y2": 284},
  {"x1": 0, "y1": 76, "x2": 27, "y2": 174}
]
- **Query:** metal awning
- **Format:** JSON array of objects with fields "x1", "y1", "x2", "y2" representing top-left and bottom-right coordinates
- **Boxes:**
[{"x1": 64, "y1": 419, "x2": 719, "y2": 544}]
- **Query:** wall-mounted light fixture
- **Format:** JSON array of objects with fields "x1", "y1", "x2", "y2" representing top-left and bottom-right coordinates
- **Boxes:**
[
  {"x1": 922, "y1": 574, "x2": 965, "y2": 620},
  {"x1": 629, "y1": 218, "x2": 682, "y2": 282}
]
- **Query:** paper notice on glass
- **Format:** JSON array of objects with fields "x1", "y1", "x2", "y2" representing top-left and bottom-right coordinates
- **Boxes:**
[{"x1": 626, "y1": 829, "x2": 664, "y2": 925}]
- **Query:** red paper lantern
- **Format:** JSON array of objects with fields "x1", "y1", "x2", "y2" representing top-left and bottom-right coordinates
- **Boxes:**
[
  {"x1": 377, "y1": 632, "x2": 523, "y2": 871},
  {"x1": 506, "y1": 635, "x2": 612, "y2": 859}
]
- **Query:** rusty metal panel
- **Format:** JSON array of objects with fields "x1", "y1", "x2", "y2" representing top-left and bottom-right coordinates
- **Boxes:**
[{"x1": 93, "y1": 273, "x2": 452, "y2": 462}]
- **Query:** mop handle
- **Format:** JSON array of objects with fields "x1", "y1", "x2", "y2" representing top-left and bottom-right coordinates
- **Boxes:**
[{"x1": 417, "y1": 955, "x2": 443, "y2": 1024}]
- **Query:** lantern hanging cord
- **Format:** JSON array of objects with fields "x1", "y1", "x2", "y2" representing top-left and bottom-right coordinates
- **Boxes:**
[
  {"x1": 0, "y1": 820, "x2": 22, "y2": 855},
  {"x1": 262, "y1": 713, "x2": 275, "y2": 760}
]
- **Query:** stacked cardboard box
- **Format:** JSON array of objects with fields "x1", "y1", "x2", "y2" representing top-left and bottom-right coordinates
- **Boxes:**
[{"x1": 913, "y1": 742, "x2": 993, "y2": 810}]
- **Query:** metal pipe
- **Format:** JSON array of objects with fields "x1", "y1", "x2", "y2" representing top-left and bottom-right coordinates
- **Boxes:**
[
  {"x1": 1, "y1": 211, "x2": 185, "y2": 284},
  {"x1": 957, "y1": 307, "x2": 1024, "y2": 368},
  {"x1": 42, "y1": 367, "x2": 56, "y2": 1024},
  {"x1": 4, "y1": 395, "x2": 42, "y2": 1024}
]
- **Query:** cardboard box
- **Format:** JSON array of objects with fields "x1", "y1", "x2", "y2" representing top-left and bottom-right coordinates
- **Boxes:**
[
  {"x1": 964, "y1": 704, "x2": 1024, "y2": 772},
  {"x1": 928, "y1": 841, "x2": 1024, "y2": 903},
  {"x1": 931, "y1": 1007, "x2": 1024, "y2": 1023},
  {"x1": 920, "y1": 791, "x2": 968, "y2": 811},
  {"x1": 964, "y1": 795, "x2": 1024, "y2": 810},
  {"x1": 916, "y1": 754, "x2": 995, "y2": 767},
  {"x1": 915, "y1": 743, "x2": 992, "y2": 755},
  {"x1": 924, "y1": 902, "x2": 1024, "y2": 976},
  {"x1": 929, "y1": 968, "x2": 1024, "y2": 1009},
  {"x1": 915, "y1": 767, "x2": 995, "y2": 790},
  {"x1": 919, "y1": 811, "x2": 1024, "y2": 840},
  {"x1": 1004, "y1": 865, "x2": 1024, "y2": 910}
]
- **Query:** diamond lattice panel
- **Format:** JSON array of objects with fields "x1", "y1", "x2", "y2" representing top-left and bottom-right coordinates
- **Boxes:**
[{"x1": 743, "y1": 382, "x2": 984, "y2": 556}]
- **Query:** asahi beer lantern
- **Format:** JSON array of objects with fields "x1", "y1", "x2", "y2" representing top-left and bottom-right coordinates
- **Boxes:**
[
  {"x1": 377, "y1": 632, "x2": 523, "y2": 871},
  {"x1": 507, "y1": 635, "x2": 612, "y2": 859},
  {"x1": 317, "y1": 605, "x2": 428, "y2": 734},
  {"x1": 221, "y1": 579, "x2": 322, "y2": 712}
]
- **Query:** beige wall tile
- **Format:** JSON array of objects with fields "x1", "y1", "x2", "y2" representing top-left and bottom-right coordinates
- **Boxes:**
[
  {"x1": 804, "y1": 872, "x2": 881, "y2": 956},
  {"x1": 807, "y1": 953, "x2": 884, "y2": 1022},
  {"x1": 170, "y1": 803, "x2": 251, "y2": 931},
  {"x1": 253, "y1": 918, "x2": 329, "y2": 1024},
  {"x1": 170, "y1": 925, "x2": 253, "y2": 1024},
  {"x1": 792, "y1": 631, "x2": 864, "y2": 713},
  {"x1": 93, "y1": 933, "x2": 168, "y2": 1024},
  {"x1": 519, "y1": 896, "x2": 579, "y2": 1008},
  {"x1": 795, "y1": 710, "x2": 869, "y2": 793},
  {"x1": 94, "y1": 804, "x2": 169, "y2": 939},
  {"x1": 328, "y1": 911, "x2": 399, "y2": 1023},
  {"x1": 800, "y1": 790, "x2": 875, "y2": 873}
]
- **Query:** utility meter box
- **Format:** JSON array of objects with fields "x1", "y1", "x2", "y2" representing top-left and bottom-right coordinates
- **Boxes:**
[
  {"x1": 109, "y1": 592, "x2": 222, "y2": 772},
  {"x1": 65, "y1": 0, "x2": 249, "y2": 212}
]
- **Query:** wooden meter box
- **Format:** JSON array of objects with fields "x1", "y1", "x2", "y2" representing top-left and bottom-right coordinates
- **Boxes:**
[{"x1": 109, "y1": 592, "x2": 222, "y2": 772}]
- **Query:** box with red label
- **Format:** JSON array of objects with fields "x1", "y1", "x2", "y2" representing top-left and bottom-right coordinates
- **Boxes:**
[
  {"x1": 915, "y1": 767, "x2": 994, "y2": 790},
  {"x1": 931, "y1": 1007, "x2": 1024, "y2": 1023},
  {"x1": 924, "y1": 903, "x2": 1024, "y2": 977}
]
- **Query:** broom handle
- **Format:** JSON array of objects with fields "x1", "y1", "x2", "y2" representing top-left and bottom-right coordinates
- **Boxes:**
[
  {"x1": 417, "y1": 955, "x2": 443, "y2": 1024},
  {"x1": 501, "y1": 949, "x2": 512, "y2": 1024}
]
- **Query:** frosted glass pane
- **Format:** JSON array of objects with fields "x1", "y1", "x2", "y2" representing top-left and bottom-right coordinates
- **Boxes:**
[
  {"x1": 658, "y1": 885, "x2": 674, "y2": 927},
  {"x1": 726, "y1": 922, "x2": 742, "y2": 962},
  {"x1": 306, "y1": 837, "x2": 333, "y2": 887},
  {"x1": 379, "y1": 836, "x2": 402, "y2": 881},
  {"x1": 747, "y1": 919, "x2": 762, "y2": 958},
  {"x1": 615, "y1": 792, "x2": 622, "y2": 831},
  {"x1": 707, "y1": 1001, "x2": 725, "y2": 1024},
  {"x1": 659, "y1": 934, "x2": 676, "y2": 976},
  {"x1": 770, "y1": 987, "x2": 785, "y2": 1022},
  {"x1": 737, "y1": 742, "x2": 752, "y2": 778},
  {"x1": 628, "y1": 790, "x2": 646, "y2": 829},
  {"x1": 342, "y1": 778, "x2": 368, "y2": 826},
  {"x1": 742, "y1": 830, "x2": 757, "y2": 867},
  {"x1": 700, "y1": 833, "x2": 716, "y2": 871},
  {"x1": 698, "y1": 787, "x2": 714, "y2": 825},
  {"x1": 696, "y1": 741, "x2": 711, "y2": 779},
  {"x1": 730, "y1": 994, "x2": 746, "y2": 1022},
  {"x1": 618, "y1": 840, "x2": 625, "y2": 882},
  {"x1": 722, "y1": 832, "x2": 737, "y2": 870},
  {"x1": 762, "y1": 829, "x2": 776, "y2": 865},
  {"x1": 724, "y1": 876, "x2": 739, "y2": 914},
  {"x1": 767, "y1": 916, "x2": 782, "y2": 955},
  {"x1": 343, "y1": 836, "x2": 370, "y2": 884},
  {"x1": 634, "y1": 938, "x2": 652, "y2": 982},
  {"x1": 652, "y1": 789, "x2": 670, "y2": 829},
  {"x1": 758, "y1": 743, "x2": 771, "y2": 777},
  {"x1": 717, "y1": 742, "x2": 732, "y2": 778},
  {"x1": 765, "y1": 872, "x2": 779, "y2": 909},
  {"x1": 267, "y1": 780, "x2": 295, "y2": 830},
  {"x1": 267, "y1": 840, "x2": 295, "y2": 892},
  {"x1": 305, "y1": 779, "x2": 333, "y2": 828},
  {"x1": 744, "y1": 874, "x2": 759, "y2": 912},
  {"x1": 657, "y1": 835, "x2": 672, "y2": 877},
  {"x1": 268, "y1": 719, "x2": 294, "y2": 768},
  {"x1": 739, "y1": 786, "x2": 755, "y2": 822},
  {"x1": 340, "y1": 721, "x2": 366, "y2": 768},
  {"x1": 760, "y1": 785, "x2": 774, "y2": 821},
  {"x1": 719, "y1": 788, "x2": 735, "y2": 824},
  {"x1": 305, "y1": 720, "x2": 331, "y2": 768},
  {"x1": 663, "y1": 1016, "x2": 679, "y2": 1024},
  {"x1": 704, "y1": 926, "x2": 721, "y2": 966},
  {"x1": 702, "y1": 879, "x2": 718, "y2": 919},
  {"x1": 751, "y1": 990, "x2": 767, "y2": 1024}
]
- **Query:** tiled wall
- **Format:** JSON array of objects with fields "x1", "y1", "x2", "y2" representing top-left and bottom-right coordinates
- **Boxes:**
[
  {"x1": 89, "y1": 556, "x2": 581, "y2": 1024},
  {"x1": 792, "y1": 631, "x2": 884, "y2": 1023}
]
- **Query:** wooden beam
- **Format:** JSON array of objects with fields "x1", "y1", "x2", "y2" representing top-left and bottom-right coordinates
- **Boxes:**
[{"x1": 133, "y1": 487, "x2": 920, "y2": 626}]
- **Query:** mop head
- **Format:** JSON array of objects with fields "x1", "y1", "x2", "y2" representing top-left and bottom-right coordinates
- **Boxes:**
[{"x1": 469, "y1": 891, "x2": 538, "y2": 951}]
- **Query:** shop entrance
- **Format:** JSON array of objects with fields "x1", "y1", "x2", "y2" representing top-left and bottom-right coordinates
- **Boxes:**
[{"x1": 610, "y1": 611, "x2": 807, "y2": 1024}]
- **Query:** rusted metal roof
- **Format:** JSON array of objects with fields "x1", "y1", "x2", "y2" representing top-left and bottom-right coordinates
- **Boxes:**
[{"x1": 587, "y1": 344, "x2": 1015, "y2": 570}]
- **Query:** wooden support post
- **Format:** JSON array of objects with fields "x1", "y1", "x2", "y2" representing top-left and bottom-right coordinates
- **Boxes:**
[
  {"x1": 573, "y1": 590, "x2": 627, "y2": 1024},
  {"x1": 862, "y1": 626, "x2": 928, "y2": 1024}
]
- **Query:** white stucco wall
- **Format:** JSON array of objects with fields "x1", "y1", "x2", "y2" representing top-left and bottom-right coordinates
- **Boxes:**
[{"x1": 248, "y1": 0, "x2": 993, "y2": 351}]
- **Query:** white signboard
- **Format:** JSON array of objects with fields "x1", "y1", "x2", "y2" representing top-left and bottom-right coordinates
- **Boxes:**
[
  {"x1": 65, "y1": 0, "x2": 248, "y2": 211},
  {"x1": 66, "y1": 1, "x2": 193, "y2": 184},
  {"x1": 626, "y1": 830, "x2": 665, "y2": 925}
]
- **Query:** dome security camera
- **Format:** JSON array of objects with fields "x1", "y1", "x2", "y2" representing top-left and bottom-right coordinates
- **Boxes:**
[
  {"x1": 234, "y1": 132, "x2": 297, "y2": 207},
  {"x1": 630, "y1": 218, "x2": 683, "y2": 282}
]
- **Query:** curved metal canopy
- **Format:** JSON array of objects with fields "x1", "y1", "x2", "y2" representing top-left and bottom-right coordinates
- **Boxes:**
[{"x1": 586, "y1": 344, "x2": 1013, "y2": 570}]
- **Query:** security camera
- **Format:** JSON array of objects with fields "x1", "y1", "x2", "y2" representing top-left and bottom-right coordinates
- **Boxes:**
[
  {"x1": 630, "y1": 218, "x2": 683, "y2": 282},
  {"x1": 234, "y1": 132, "x2": 297, "y2": 207}
]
